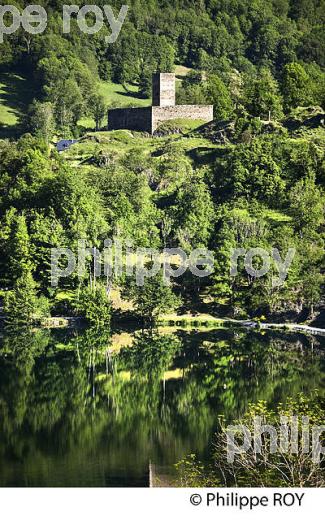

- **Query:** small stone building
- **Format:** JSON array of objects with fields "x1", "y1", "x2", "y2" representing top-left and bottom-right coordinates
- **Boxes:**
[{"x1": 108, "y1": 73, "x2": 214, "y2": 134}]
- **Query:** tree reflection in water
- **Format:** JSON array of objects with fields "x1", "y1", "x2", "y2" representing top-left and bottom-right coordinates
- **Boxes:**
[{"x1": 0, "y1": 326, "x2": 324, "y2": 486}]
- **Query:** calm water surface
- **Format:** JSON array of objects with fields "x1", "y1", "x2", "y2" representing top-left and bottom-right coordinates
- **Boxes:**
[{"x1": 0, "y1": 327, "x2": 324, "y2": 486}]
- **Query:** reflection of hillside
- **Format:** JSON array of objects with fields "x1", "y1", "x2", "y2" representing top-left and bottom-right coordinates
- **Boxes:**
[{"x1": 0, "y1": 327, "x2": 323, "y2": 486}]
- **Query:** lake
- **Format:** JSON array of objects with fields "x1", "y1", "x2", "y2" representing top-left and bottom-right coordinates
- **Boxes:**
[{"x1": 0, "y1": 326, "x2": 324, "y2": 486}]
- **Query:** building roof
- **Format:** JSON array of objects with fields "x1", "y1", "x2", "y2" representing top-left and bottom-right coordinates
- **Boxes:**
[{"x1": 56, "y1": 140, "x2": 78, "y2": 152}]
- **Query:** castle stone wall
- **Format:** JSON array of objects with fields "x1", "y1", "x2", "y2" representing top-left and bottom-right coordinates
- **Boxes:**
[
  {"x1": 152, "y1": 105, "x2": 214, "y2": 132},
  {"x1": 107, "y1": 74, "x2": 214, "y2": 134},
  {"x1": 108, "y1": 107, "x2": 152, "y2": 133},
  {"x1": 107, "y1": 105, "x2": 214, "y2": 134},
  {"x1": 152, "y1": 73, "x2": 176, "y2": 107}
]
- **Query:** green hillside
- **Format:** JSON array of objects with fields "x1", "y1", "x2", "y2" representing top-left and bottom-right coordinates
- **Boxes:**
[
  {"x1": 0, "y1": 65, "x2": 195, "y2": 133},
  {"x1": 0, "y1": 72, "x2": 151, "y2": 134},
  {"x1": 79, "y1": 81, "x2": 151, "y2": 129},
  {"x1": 0, "y1": 0, "x2": 324, "y2": 326},
  {"x1": 0, "y1": 72, "x2": 37, "y2": 137}
]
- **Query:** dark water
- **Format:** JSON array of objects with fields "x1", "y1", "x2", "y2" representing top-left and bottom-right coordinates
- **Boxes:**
[{"x1": 0, "y1": 326, "x2": 324, "y2": 487}]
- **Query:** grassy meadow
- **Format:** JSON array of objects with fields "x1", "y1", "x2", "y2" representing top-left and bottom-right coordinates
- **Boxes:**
[{"x1": 0, "y1": 65, "x2": 193, "y2": 134}]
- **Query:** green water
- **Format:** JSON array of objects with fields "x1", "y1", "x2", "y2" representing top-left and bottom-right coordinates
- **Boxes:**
[{"x1": 0, "y1": 327, "x2": 324, "y2": 487}]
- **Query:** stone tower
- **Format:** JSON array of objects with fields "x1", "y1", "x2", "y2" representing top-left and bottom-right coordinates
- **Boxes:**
[
  {"x1": 108, "y1": 71, "x2": 213, "y2": 134},
  {"x1": 152, "y1": 73, "x2": 176, "y2": 107}
]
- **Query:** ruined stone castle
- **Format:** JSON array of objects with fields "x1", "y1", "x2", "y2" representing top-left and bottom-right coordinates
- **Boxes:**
[{"x1": 108, "y1": 73, "x2": 214, "y2": 134}]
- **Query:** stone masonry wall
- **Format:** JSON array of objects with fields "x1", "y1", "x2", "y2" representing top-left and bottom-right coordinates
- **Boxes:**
[
  {"x1": 108, "y1": 105, "x2": 214, "y2": 134},
  {"x1": 108, "y1": 107, "x2": 152, "y2": 133},
  {"x1": 151, "y1": 105, "x2": 214, "y2": 133},
  {"x1": 152, "y1": 73, "x2": 176, "y2": 107}
]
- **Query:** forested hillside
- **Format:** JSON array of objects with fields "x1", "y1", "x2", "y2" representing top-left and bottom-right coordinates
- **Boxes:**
[
  {"x1": 1, "y1": 0, "x2": 324, "y2": 134},
  {"x1": 0, "y1": 0, "x2": 324, "y2": 326}
]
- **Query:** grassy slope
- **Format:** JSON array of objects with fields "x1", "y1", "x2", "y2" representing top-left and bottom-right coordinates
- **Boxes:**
[
  {"x1": 0, "y1": 65, "x2": 191, "y2": 134},
  {"x1": 99, "y1": 81, "x2": 150, "y2": 107},
  {"x1": 0, "y1": 72, "x2": 37, "y2": 136},
  {"x1": 0, "y1": 72, "x2": 151, "y2": 134},
  {"x1": 79, "y1": 81, "x2": 151, "y2": 129},
  {"x1": 63, "y1": 128, "x2": 220, "y2": 169}
]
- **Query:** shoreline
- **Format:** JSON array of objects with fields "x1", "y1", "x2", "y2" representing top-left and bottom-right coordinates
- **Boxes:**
[
  {"x1": 157, "y1": 315, "x2": 325, "y2": 336},
  {"x1": 1, "y1": 314, "x2": 324, "y2": 336},
  {"x1": 14, "y1": 315, "x2": 325, "y2": 337}
]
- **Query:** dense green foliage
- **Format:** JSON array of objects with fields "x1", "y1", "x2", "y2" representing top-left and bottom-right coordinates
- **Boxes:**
[
  {"x1": 0, "y1": 0, "x2": 324, "y2": 325},
  {"x1": 0, "y1": 124, "x2": 324, "y2": 324},
  {"x1": 123, "y1": 273, "x2": 182, "y2": 323},
  {"x1": 176, "y1": 393, "x2": 325, "y2": 487},
  {"x1": 0, "y1": 1, "x2": 324, "y2": 494},
  {"x1": 1, "y1": 0, "x2": 324, "y2": 134},
  {"x1": 74, "y1": 285, "x2": 112, "y2": 326}
]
